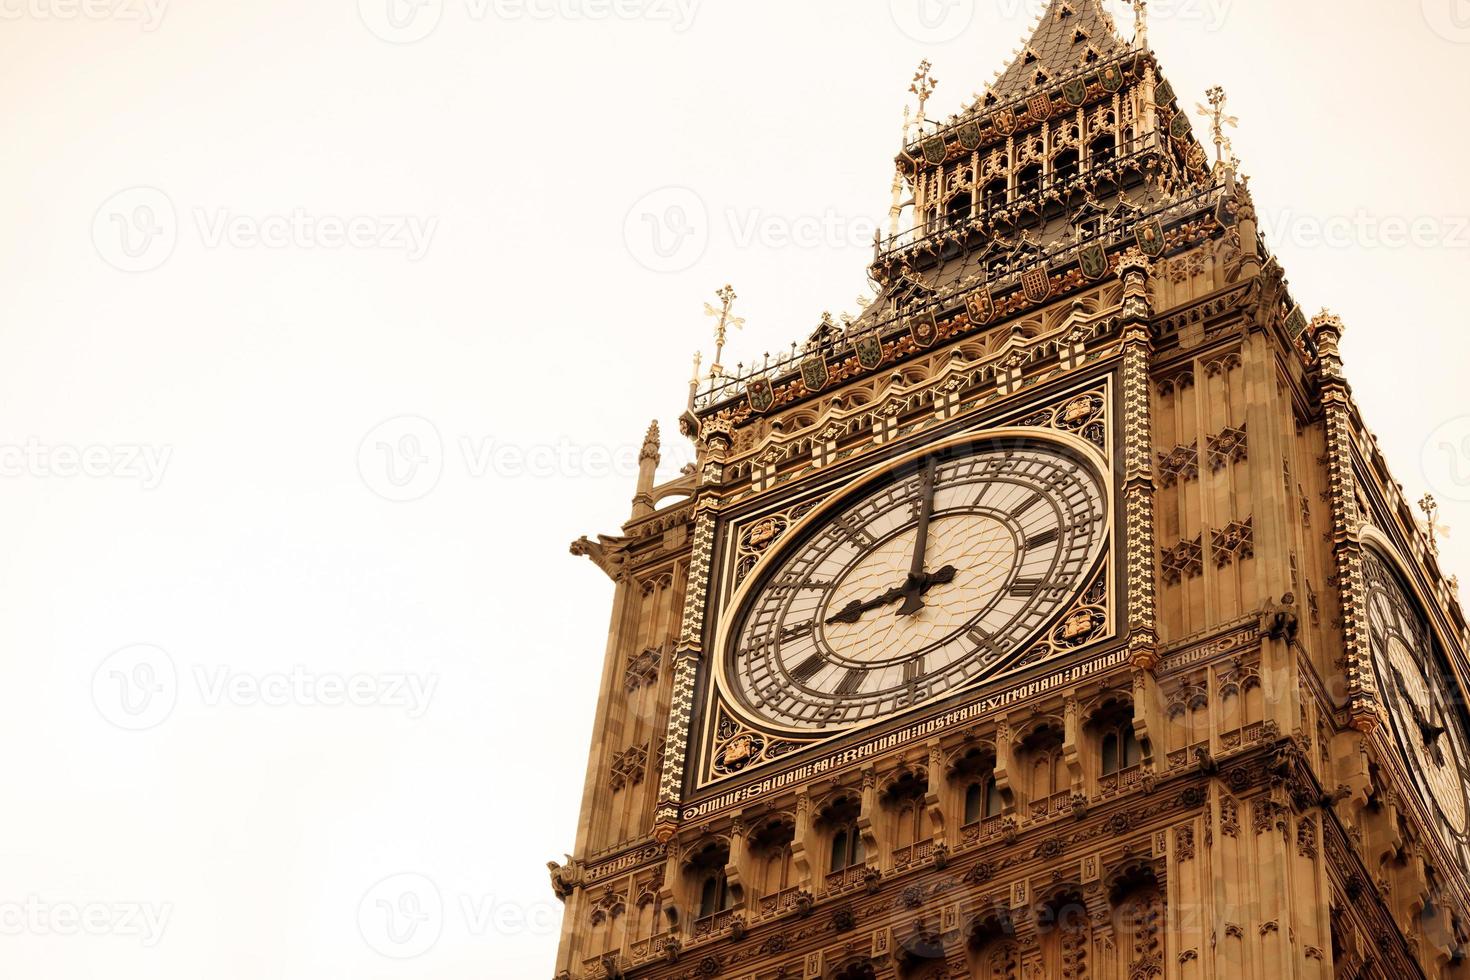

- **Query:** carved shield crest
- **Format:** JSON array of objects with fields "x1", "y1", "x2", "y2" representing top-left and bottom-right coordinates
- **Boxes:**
[
  {"x1": 1079, "y1": 243, "x2": 1108, "y2": 281},
  {"x1": 1169, "y1": 110, "x2": 1191, "y2": 141},
  {"x1": 1022, "y1": 267, "x2": 1052, "y2": 303},
  {"x1": 1027, "y1": 93, "x2": 1053, "y2": 121},
  {"x1": 1186, "y1": 144, "x2": 1208, "y2": 172},
  {"x1": 853, "y1": 333, "x2": 883, "y2": 370},
  {"x1": 1135, "y1": 218, "x2": 1166, "y2": 258},
  {"x1": 922, "y1": 136, "x2": 947, "y2": 166},
  {"x1": 1062, "y1": 77, "x2": 1088, "y2": 107},
  {"x1": 1285, "y1": 305, "x2": 1308, "y2": 340},
  {"x1": 1153, "y1": 79, "x2": 1175, "y2": 107},
  {"x1": 746, "y1": 377, "x2": 774, "y2": 413},
  {"x1": 966, "y1": 286, "x2": 995, "y2": 325},
  {"x1": 990, "y1": 107, "x2": 1017, "y2": 136},
  {"x1": 801, "y1": 355, "x2": 829, "y2": 392},
  {"x1": 909, "y1": 310, "x2": 940, "y2": 348},
  {"x1": 956, "y1": 121, "x2": 983, "y2": 151},
  {"x1": 1100, "y1": 62, "x2": 1125, "y2": 94},
  {"x1": 1214, "y1": 192, "x2": 1239, "y2": 228}
]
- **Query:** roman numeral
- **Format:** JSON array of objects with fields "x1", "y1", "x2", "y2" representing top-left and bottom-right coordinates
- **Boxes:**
[
  {"x1": 1010, "y1": 577, "x2": 1047, "y2": 597},
  {"x1": 780, "y1": 621, "x2": 815, "y2": 642},
  {"x1": 1009, "y1": 492, "x2": 1042, "y2": 517},
  {"x1": 904, "y1": 658, "x2": 926, "y2": 684},
  {"x1": 1026, "y1": 527, "x2": 1061, "y2": 550},
  {"x1": 835, "y1": 669, "x2": 867, "y2": 697},
  {"x1": 790, "y1": 655, "x2": 825, "y2": 684}
]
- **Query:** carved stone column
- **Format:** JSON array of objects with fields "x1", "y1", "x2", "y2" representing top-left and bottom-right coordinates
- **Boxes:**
[
  {"x1": 859, "y1": 768, "x2": 881, "y2": 862},
  {"x1": 653, "y1": 421, "x2": 728, "y2": 843},
  {"x1": 1117, "y1": 249, "x2": 1160, "y2": 672},
  {"x1": 1307, "y1": 311, "x2": 1377, "y2": 733},
  {"x1": 791, "y1": 790, "x2": 814, "y2": 889},
  {"x1": 925, "y1": 739, "x2": 947, "y2": 846},
  {"x1": 631, "y1": 420, "x2": 660, "y2": 519}
]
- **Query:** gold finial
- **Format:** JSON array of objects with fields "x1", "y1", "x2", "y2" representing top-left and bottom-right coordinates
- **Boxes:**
[
  {"x1": 690, "y1": 350, "x2": 702, "y2": 384},
  {"x1": 703, "y1": 284, "x2": 744, "y2": 377},
  {"x1": 1132, "y1": 0, "x2": 1147, "y2": 45},
  {"x1": 910, "y1": 60, "x2": 939, "y2": 130},
  {"x1": 1420, "y1": 494, "x2": 1449, "y2": 553},
  {"x1": 1196, "y1": 86, "x2": 1239, "y2": 165}
]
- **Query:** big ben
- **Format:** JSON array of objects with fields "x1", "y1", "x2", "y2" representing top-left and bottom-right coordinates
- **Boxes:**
[{"x1": 550, "y1": 2, "x2": 1470, "y2": 977}]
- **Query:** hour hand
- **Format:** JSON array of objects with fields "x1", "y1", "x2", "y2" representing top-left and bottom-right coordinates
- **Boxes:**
[
  {"x1": 895, "y1": 564, "x2": 958, "y2": 617},
  {"x1": 825, "y1": 586, "x2": 907, "y2": 625}
]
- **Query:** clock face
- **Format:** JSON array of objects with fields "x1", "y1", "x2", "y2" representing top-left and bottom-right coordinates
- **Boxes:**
[
  {"x1": 1365, "y1": 550, "x2": 1470, "y2": 859},
  {"x1": 725, "y1": 441, "x2": 1107, "y2": 733}
]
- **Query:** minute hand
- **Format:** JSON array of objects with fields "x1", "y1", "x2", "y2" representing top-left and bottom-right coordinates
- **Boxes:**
[{"x1": 897, "y1": 458, "x2": 939, "y2": 617}]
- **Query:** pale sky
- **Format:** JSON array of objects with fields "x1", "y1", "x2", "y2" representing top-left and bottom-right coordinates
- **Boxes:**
[{"x1": 2, "y1": 1, "x2": 1468, "y2": 977}]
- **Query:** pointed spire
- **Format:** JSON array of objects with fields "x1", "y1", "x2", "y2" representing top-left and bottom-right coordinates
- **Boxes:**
[
  {"x1": 640, "y1": 420, "x2": 661, "y2": 462},
  {"x1": 989, "y1": 0, "x2": 1126, "y2": 101}
]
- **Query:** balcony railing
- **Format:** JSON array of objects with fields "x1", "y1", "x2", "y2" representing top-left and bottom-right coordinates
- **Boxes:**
[
  {"x1": 890, "y1": 839, "x2": 934, "y2": 871},
  {"x1": 1028, "y1": 789, "x2": 1074, "y2": 821},
  {"x1": 628, "y1": 932, "x2": 676, "y2": 967},
  {"x1": 1097, "y1": 764, "x2": 1143, "y2": 797},
  {"x1": 756, "y1": 885, "x2": 804, "y2": 919},
  {"x1": 690, "y1": 908, "x2": 735, "y2": 941},
  {"x1": 960, "y1": 815, "x2": 1005, "y2": 848},
  {"x1": 688, "y1": 176, "x2": 1228, "y2": 415},
  {"x1": 824, "y1": 863, "x2": 868, "y2": 894}
]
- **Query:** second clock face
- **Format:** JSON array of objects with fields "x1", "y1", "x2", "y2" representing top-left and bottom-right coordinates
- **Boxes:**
[
  {"x1": 725, "y1": 441, "x2": 1107, "y2": 732},
  {"x1": 1365, "y1": 549, "x2": 1470, "y2": 857}
]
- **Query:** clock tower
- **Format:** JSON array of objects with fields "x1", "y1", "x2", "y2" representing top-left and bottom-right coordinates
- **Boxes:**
[{"x1": 552, "y1": 3, "x2": 1470, "y2": 978}]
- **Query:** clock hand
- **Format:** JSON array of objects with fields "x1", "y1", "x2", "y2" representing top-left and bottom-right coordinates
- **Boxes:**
[
  {"x1": 824, "y1": 566, "x2": 959, "y2": 626},
  {"x1": 897, "y1": 457, "x2": 940, "y2": 617}
]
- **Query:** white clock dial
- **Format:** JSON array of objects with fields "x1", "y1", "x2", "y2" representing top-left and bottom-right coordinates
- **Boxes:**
[
  {"x1": 726, "y1": 442, "x2": 1107, "y2": 732},
  {"x1": 1365, "y1": 550, "x2": 1470, "y2": 853}
]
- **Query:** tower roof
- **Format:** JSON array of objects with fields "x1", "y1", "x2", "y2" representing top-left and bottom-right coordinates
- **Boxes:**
[{"x1": 988, "y1": 0, "x2": 1128, "y2": 102}]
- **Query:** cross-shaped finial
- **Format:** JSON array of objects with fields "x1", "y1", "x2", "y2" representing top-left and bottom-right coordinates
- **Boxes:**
[
  {"x1": 703, "y1": 284, "x2": 744, "y2": 377},
  {"x1": 1196, "y1": 86, "x2": 1240, "y2": 165},
  {"x1": 910, "y1": 60, "x2": 939, "y2": 126},
  {"x1": 1420, "y1": 494, "x2": 1447, "y2": 553}
]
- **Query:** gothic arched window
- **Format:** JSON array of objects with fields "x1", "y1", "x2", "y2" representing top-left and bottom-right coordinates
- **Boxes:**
[
  {"x1": 1101, "y1": 721, "x2": 1142, "y2": 775},
  {"x1": 964, "y1": 776, "x2": 1002, "y2": 825},
  {"x1": 696, "y1": 870, "x2": 731, "y2": 919}
]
